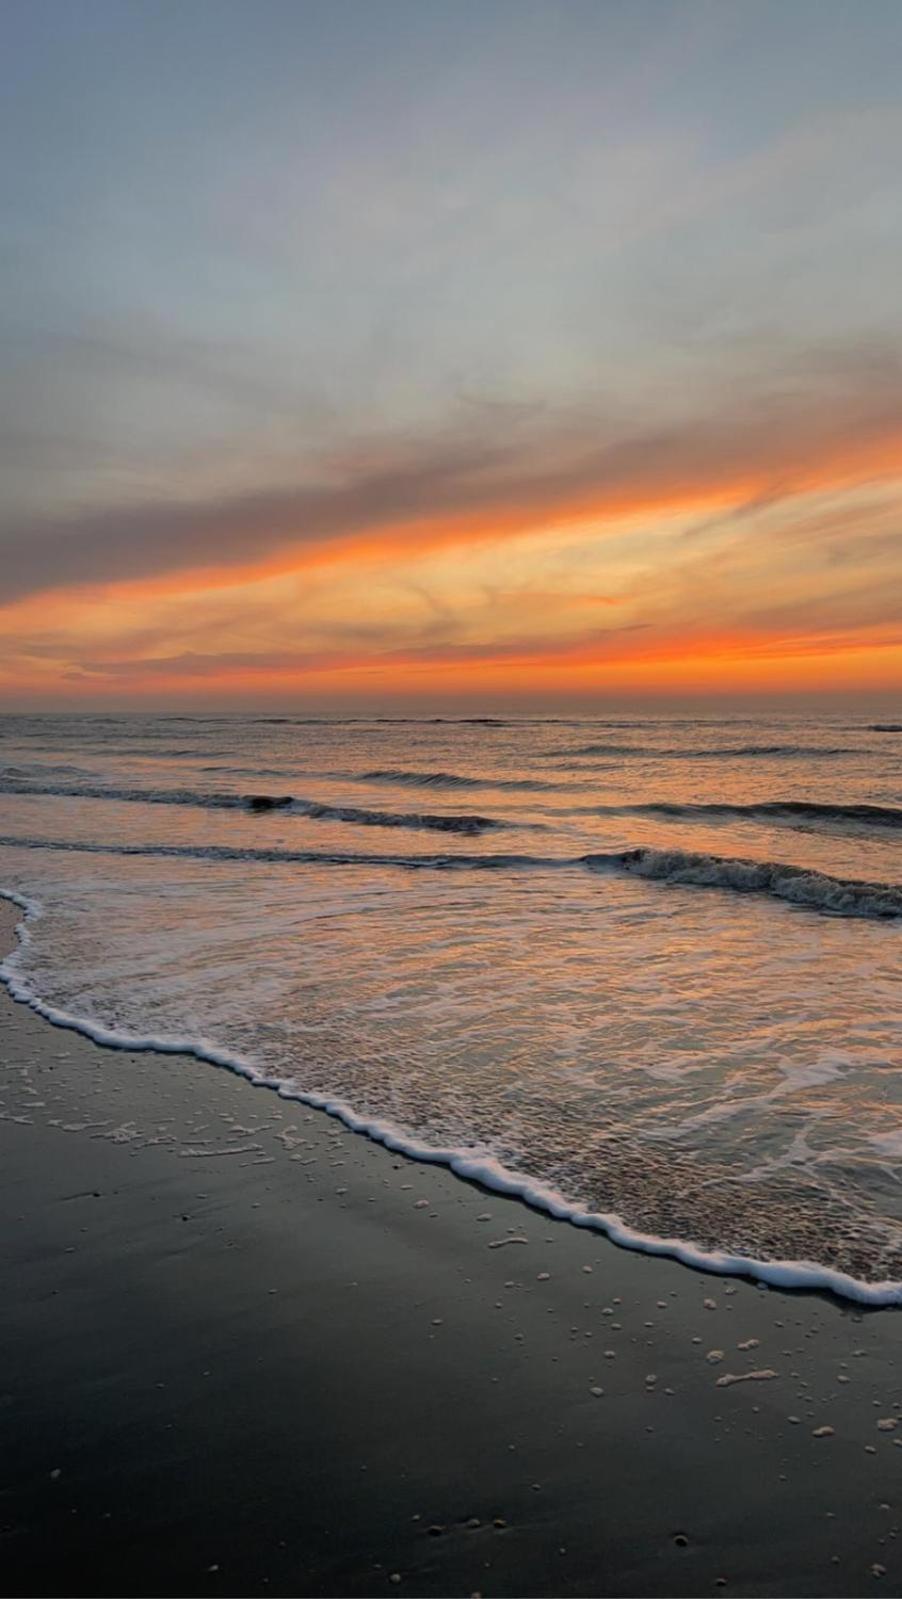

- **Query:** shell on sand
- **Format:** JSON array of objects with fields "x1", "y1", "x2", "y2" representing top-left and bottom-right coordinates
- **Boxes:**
[{"x1": 715, "y1": 1369, "x2": 778, "y2": 1388}]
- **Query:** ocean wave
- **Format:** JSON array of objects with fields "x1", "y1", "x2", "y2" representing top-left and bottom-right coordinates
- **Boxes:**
[
  {"x1": 358, "y1": 768, "x2": 556, "y2": 790},
  {"x1": 594, "y1": 846, "x2": 902, "y2": 919},
  {"x1": 1, "y1": 832, "x2": 898, "y2": 919},
  {"x1": 0, "y1": 778, "x2": 287, "y2": 810},
  {"x1": 584, "y1": 799, "x2": 902, "y2": 830},
  {"x1": 551, "y1": 743, "x2": 855, "y2": 760},
  {"x1": 99, "y1": 746, "x2": 238, "y2": 759},
  {"x1": 0, "y1": 835, "x2": 551, "y2": 871},
  {"x1": 0, "y1": 779, "x2": 508, "y2": 835},
  {"x1": 1, "y1": 886, "x2": 900, "y2": 1306},
  {"x1": 2, "y1": 763, "x2": 99, "y2": 780},
  {"x1": 292, "y1": 799, "x2": 507, "y2": 834}
]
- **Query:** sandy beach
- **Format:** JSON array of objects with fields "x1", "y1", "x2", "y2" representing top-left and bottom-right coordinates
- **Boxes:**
[{"x1": 1, "y1": 900, "x2": 901, "y2": 1597}]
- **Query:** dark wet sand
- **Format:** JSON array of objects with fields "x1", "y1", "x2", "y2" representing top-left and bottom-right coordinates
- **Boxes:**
[{"x1": 2, "y1": 904, "x2": 902, "y2": 1598}]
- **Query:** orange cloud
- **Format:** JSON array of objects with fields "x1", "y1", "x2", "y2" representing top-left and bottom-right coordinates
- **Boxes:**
[
  {"x1": 3, "y1": 354, "x2": 902, "y2": 618},
  {"x1": 3, "y1": 351, "x2": 901, "y2": 706}
]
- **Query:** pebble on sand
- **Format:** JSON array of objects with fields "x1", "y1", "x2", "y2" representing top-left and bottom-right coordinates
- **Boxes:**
[
  {"x1": 706, "y1": 1350, "x2": 725, "y2": 1364},
  {"x1": 488, "y1": 1236, "x2": 529, "y2": 1249},
  {"x1": 877, "y1": 1419, "x2": 898, "y2": 1432},
  {"x1": 813, "y1": 1426, "x2": 835, "y2": 1438}
]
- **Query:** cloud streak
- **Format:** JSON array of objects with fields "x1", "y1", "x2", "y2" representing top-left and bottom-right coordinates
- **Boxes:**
[{"x1": 2, "y1": 346, "x2": 901, "y2": 611}]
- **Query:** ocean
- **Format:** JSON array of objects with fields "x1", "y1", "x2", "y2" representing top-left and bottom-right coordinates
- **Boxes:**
[{"x1": 1, "y1": 712, "x2": 900, "y2": 1302}]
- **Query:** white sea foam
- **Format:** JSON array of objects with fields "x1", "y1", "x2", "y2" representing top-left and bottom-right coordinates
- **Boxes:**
[{"x1": 3, "y1": 885, "x2": 902, "y2": 1308}]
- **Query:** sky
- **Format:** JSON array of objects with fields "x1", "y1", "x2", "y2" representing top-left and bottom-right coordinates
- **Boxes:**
[{"x1": 1, "y1": 0, "x2": 901, "y2": 712}]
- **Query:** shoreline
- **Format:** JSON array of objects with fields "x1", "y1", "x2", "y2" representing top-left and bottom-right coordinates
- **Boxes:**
[
  {"x1": 2, "y1": 899, "x2": 902, "y2": 1596},
  {"x1": 3, "y1": 889, "x2": 899, "y2": 1308}
]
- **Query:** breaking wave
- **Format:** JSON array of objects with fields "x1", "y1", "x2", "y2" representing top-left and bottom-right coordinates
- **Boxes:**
[
  {"x1": 596, "y1": 846, "x2": 902, "y2": 919},
  {"x1": 1, "y1": 833, "x2": 897, "y2": 919}
]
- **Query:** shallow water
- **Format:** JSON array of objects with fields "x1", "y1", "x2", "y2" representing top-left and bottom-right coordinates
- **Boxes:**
[{"x1": 1, "y1": 712, "x2": 900, "y2": 1293}]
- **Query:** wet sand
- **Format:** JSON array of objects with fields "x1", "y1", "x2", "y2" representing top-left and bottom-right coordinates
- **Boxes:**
[{"x1": 1, "y1": 901, "x2": 901, "y2": 1597}]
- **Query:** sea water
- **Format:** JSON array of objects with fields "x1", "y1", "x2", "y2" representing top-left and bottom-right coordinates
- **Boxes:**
[{"x1": 1, "y1": 712, "x2": 900, "y2": 1298}]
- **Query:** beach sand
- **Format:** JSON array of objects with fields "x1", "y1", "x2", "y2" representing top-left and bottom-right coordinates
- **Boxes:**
[{"x1": 1, "y1": 900, "x2": 901, "y2": 1598}]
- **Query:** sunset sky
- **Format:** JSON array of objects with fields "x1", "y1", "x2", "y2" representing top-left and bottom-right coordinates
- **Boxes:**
[{"x1": 2, "y1": 0, "x2": 901, "y2": 711}]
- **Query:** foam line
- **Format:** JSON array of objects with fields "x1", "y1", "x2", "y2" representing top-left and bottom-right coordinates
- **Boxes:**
[{"x1": 2, "y1": 886, "x2": 901, "y2": 1308}]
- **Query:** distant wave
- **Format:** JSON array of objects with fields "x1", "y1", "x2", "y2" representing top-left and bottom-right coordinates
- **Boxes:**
[
  {"x1": 0, "y1": 779, "x2": 508, "y2": 836},
  {"x1": 292, "y1": 799, "x2": 507, "y2": 835},
  {"x1": 0, "y1": 778, "x2": 285, "y2": 810},
  {"x1": 583, "y1": 799, "x2": 902, "y2": 830},
  {"x1": 551, "y1": 743, "x2": 855, "y2": 760},
  {"x1": 100, "y1": 746, "x2": 239, "y2": 759},
  {"x1": 358, "y1": 768, "x2": 555, "y2": 791},
  {"x1": 1, "y1": 833, "x2": 898, "y2": 919},
  {"x1": 2, "y1": 763, "x2": 99, "y2": 780}
]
